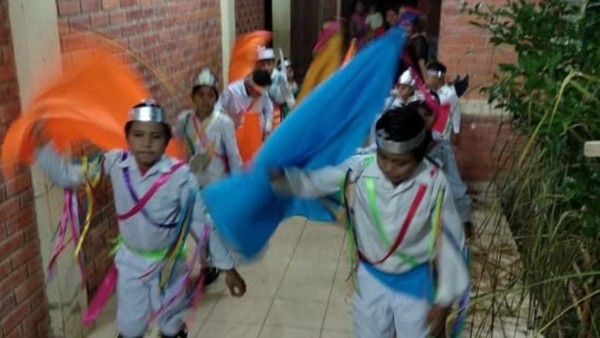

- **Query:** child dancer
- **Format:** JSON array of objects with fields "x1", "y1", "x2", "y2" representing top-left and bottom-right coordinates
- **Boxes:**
[
  {"x1": 217, "y1": 69, "x2": 273, "y2": 163},
  {"x1": 35, "y1": 100, "x2": 246, "y2": 338},
  {"x1": 257, "y1": 47, "x2": 296, "y2": 129},
  {"x1": 271, "y1": 106, "x2": 468, "y2": 338},
  {"x1": 277, "y1": 57, "x2": 299, "y2": 120},
  {"x1": 425, "y1": 61, "x2": 462, "y2": 145},
  {"x1": 175, "y1": 69, "x2": 242, "y2": 186},
  {"x1": 409, "y1": 99, "x2": 474, "y2": 238},
  {"x1": 175, "y1": 69, "x2": 243, "y2": 286},
  {"x1": 360, "y1": 69, "x2": 417, "y2": 150}
]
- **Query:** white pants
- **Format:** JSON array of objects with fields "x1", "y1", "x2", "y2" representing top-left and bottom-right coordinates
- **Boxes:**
[
  {"x1": 115, "y1": 246, "x2": 190, "y2": 337},
  {"x1": 353, "y1": 265, "x2": 431, "y2": 338}
]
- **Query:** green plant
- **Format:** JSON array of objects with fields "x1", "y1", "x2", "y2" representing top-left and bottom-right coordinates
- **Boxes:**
[{"x1": 466, "y1": 0, "x2": 600, "y2": 336}]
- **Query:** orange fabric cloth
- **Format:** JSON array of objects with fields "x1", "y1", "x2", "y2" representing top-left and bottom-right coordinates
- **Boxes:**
[
  {"x1": 235, "y1": 111, "x2": 263, "y2": 164},
  {"x1": 228, "y1": 31, "x2": 273, "y2": 83},
  {"x1": 1, "y1": 48, "x2": 184, "y2": 178}
]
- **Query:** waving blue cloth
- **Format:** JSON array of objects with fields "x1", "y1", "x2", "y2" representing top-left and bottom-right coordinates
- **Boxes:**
[{"x1": 202, "y1": 27, "x2": 406, "y2": 258}]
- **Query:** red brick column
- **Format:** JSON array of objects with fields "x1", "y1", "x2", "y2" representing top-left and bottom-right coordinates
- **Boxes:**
[
  {"x1": 437, "y1": 0, "x2": 516, "y2": 181},
  {"x1": 0, "y1": 1, "x2": 51, "y2": 337},
  {"x1": 235, "y1": 0, "x2": 266, "y2": 35}
]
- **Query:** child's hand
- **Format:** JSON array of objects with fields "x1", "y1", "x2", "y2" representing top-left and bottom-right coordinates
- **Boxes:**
[
  {"x1": 426, "y1": 304, "x2": 450, "y2": 337},
  {"x1": 269, "y1": 168, "x2": 289, "y2": 193},
  {"x1": 224, "y1": 269, "x2": 246, "y2": 297}
]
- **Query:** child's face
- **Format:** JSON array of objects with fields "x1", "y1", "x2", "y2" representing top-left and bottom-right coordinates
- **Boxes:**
[
  {"x1": 397, "y1": 84, "x2": 414, "y2": 101},
  {"x1": 385, "y1": 9, "x2": 398, "y2": 26},
  {"x1": 417, "y1": 105, "x2": 436, "y2": 130},
  {"x1": 355, "y1": 1, "x2": 365, "y2": 13},
  {"x1": 192, "y1": 86, "x2": 217, "y2": 116},
  {"x1": 126, "y1": 121, "x2": 169, "y2": 168},
  {"x1": 425, "y1": 74, "x2": 445, "y2": 90},
  {"x1": 376, "y1": 148, "x2": 419, "y2": 185},
  {"x1": 257, "y1": 59, "x2": 275, "y2": 73}
]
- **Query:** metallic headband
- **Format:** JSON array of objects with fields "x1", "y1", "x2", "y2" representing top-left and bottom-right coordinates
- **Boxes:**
[
  {"x1": 426, "y1": 70, "x2": 445, "y2": 78},
  {"x1": 129, "y1": 104, "x2": 166, "y2": 123},
  {"x1": 376, "y1": 129, "x2": 426, "y2": 154}
]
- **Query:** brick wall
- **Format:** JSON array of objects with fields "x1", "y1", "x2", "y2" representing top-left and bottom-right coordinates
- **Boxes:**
[
  {"x1": 0, "y1": 1, "x2": 51, "y2": 338},
  {"x1": 235, "y1": 0, "x2": 265, "y2": 35},
  {"x1": 437, "y1": 0, "x2": 517, "y2": 181},
  {"x1": 56, "y1": 0, "x2": 223, "y2": 295}
]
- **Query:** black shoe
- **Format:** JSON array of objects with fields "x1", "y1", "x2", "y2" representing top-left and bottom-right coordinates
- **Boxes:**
[
  {"x1": 202, "y1": 267, "x2": 221, "y2": 286},
  {"x1": 160, "y1": 325, "x2": 188, "y2": 338}
]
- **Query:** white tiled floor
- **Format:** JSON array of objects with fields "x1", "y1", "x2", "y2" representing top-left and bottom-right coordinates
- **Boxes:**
[{"x1": 88, "y1": 216, "x2": 355, "y2": 338}]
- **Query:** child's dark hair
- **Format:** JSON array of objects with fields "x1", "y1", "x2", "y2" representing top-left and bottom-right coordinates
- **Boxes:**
[
  {"x1": 252, "y1": 69, "x2": 272, "y2": 87},
  {"x1": 124, "y1": 102, "x2": 172, "y2": 142},
  {"x1": 375, "y1": 106, "x2": 431, "y2": 162},
  {"x1": 426, "y1": 61, "x2": 447, "y2": 74},
  {"x1": 191, "y1": 85, "x2": 219, "y2": 100}
]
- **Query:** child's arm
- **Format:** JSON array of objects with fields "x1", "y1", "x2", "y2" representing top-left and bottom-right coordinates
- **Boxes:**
[
  {"x1": 36, "y1": 139, "x2": 122, "y2": 188},
  {"x1": 271, "y1": 156, "x2": 362, "y2": 198},
  {"x1": 432, "y1": 181, "x2": 468, "y2": 305},
  {"x1": 184, "y1": 174, "x2": 246, "y2": 296},
  {"x1": 221, "y1": 117, "x2": 243, "y2": 172},
  {"x1": 35, "y1": 143, "x2": 86, "y2": 188},
  {"x1": 450, "y1": 93, "x2": 462, "y2": 145},
  {"x1": 173, "y1": 111, "x2": 189, "y2": 139},
  {"x1": 263, "y1": 95, "x2": 274, "y2": 133},
  {"x1": 427, "y1": 181, "x2": 469, "y2": 336}
]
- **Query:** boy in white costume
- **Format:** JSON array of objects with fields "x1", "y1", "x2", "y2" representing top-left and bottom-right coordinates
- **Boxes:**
[
  {"x1": 425, "y1": 61, "x2": 462, "y2": 145},
  {"x1": 175, "y1": 69, "x2": 242, "y2": 187},
  {"x1": 35, "y1": 100, "x2": 247, "y2": 338},
  {"x1": 271, "y1": 106, "x2": 469, "y2": 338},
  {"x1": 175, "y1": 69, "x2": 243, "y2": 285},
  {"x1": 257, "y1": 47, "x2": 296, "y2": 127}
]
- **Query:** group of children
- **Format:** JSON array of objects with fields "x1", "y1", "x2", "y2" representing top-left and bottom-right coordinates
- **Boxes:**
[{"x1": 28, "y1": 17, "x2": 472, "y2": 338}]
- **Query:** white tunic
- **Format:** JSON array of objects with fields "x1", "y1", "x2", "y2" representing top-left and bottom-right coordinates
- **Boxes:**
[
  {"x1": 175, "y1": 108, "x2": 242, "y2": 187},
  {"x1": 435, "y1": 83, "x2": 462, "y2": 140},
  {"x1": 217, "y1": 79, "x2": 274, "y2": 132},
  {"x1": 35, "y1": 143, "x2": 234, "y2": 269},
  {"x1": 280, "y1": 155, "x2": 468, "y2": 306}
]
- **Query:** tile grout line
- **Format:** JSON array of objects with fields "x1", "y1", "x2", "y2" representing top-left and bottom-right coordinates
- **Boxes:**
[
  {"x1": 319, "y1": 228, "x2": 349, "y2": 338},
  {"x1": 255, "y1": 218, "x2": 308, "y2": 338},
  {"x1": 192, "y1": 290, "x2": 222, "y2": 338}
]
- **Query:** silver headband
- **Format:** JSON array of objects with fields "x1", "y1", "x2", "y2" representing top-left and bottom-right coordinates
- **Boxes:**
[
  {"x1": 129, "y1": 101, "x2": 166, "y2": 123},
  {"x1": 376, "y1": 129, "x2": 426, "y2": 154},
  {"x1": 426, "y1": 70, "x2": 445, "y2": 78}
]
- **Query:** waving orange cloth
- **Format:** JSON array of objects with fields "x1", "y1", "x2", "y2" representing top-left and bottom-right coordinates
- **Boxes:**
[
  {"x1": 228, "y1": 31, "x2": 273, "y2": 83},
  {"x1": 1, "y1": 48, "x2": 183, "y2": 178}
]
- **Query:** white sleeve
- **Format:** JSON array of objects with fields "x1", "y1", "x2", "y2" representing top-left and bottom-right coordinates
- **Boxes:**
[
  {"x1": 433, "y1": 179, "x2": 469, "y2": 306},
  {"x1": 451, "y1": 95, "x2": 462, "y2": 134},
  {"x1": 276, "y1": 156, "x2": 363, "y2": 198},
  {"x1": 221, "y1": 117, "x2": 243, "y2": 172},
  {"x1": 185, "y1": 172, "x2": 235, "y2": 270},
  {"x1": 35, "y1": 143, "x2": 85, "y2": 188}
]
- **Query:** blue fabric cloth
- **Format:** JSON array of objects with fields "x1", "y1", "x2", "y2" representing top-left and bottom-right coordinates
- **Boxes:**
[
  {"x1": 202, "y1": 27, "x2": 406, "y2": 258},
  {"x1": 362, "y1": 262, "x2": 434, "y2": 302}
]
